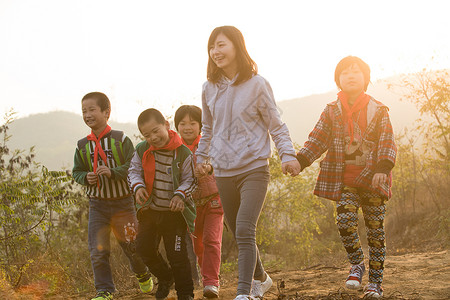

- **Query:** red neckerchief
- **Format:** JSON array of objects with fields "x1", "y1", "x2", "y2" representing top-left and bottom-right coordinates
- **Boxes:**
[
  {"x1": 181, "y1": 134, "x2": 201, "y2": 152},
  {"x1": 87, "y1": 125, "x2": 111, "y2": 188},
  {"x1": 338, "y1": 91, "x2": 370, "y2": 146},
  {"x1": 141, "y1": 130, "x2": 183, "y2": 196}
]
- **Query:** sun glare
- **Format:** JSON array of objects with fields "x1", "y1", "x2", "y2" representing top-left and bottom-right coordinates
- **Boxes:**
[{"x1": 0, "y1": 0, "x2": 449, "y2": 123}]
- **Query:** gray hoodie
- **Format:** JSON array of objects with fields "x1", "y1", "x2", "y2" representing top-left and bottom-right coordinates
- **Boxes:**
[{"x1": 196, "y1": 74, "x2": 297, "y2": 177}]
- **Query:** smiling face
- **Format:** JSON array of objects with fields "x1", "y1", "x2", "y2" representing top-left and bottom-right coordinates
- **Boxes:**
[
  {"x1": 82, "y1": 98, "x2": 110, "y2": 133},
  {"x1": 139, "y1": 119, "x2": 170, "y2": 148},
  {"x1": 177, "y1": 114, "x2": 201, "y2": 145},
  {"x1": 339, "y1": 63, "x2": 366, "y2": 97},
  {"x1": 209, "y1": 33, "x2": 238, "y2": 79}
]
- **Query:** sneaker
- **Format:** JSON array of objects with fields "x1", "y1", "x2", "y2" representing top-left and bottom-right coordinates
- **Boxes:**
[
  {"x1": 234, "y1": 295, "x2": 257, "y2": 300},
  {"x1": 155, "y1": 278, "x2": 174, "y2": 300},
  {"x1": 137, "y1": 273, "x2": 153, "y2": 293},
  {"x1": 203, "y1": 285, "x2": 219, "y2": 298},
  {"x1": 250, "y1": 272, "x2": 273, "y2": 298},
  {"x1": 364, "y1": 282, "x2": 384, "y2": 299},
  {"x1": 345, "y1": 262, "x2": 365, "y2": 290},
  {"x1": 91, "y1": 291, "x2": 113, "y2": 300}
]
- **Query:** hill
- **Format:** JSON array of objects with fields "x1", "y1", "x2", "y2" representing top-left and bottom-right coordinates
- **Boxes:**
[
  {"x1": 6, "y1": 78, "x2": 419, "y2": 170},
  {"x1": 277, "y1": 78, "x2": 418, "y2": 144},
  {"x1": 7, "y1": 111, "x2": 141, "y2": 170}
]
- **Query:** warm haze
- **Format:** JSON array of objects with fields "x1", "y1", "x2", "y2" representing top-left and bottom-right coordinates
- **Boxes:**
[{"x1": 0, "y1": 0, "x2": 449, "y2": 123}]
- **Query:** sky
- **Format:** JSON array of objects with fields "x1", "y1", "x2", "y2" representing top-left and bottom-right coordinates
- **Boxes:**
[{"x1": 0, "y1": 0, "x2": 449, "y2": 123}]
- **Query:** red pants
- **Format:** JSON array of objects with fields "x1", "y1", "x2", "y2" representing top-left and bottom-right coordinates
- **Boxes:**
[{"x1": 193, "y1": 195, "x2": 224, "y2": 287}]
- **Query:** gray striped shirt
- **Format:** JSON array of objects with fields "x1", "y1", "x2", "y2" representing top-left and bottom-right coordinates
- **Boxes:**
[
  {"x1": 150, "y1": 150, "x2": 175, "y2": 210},
  {"x1": 128, "y1": 149, "x2": 197, "y2": 211}
]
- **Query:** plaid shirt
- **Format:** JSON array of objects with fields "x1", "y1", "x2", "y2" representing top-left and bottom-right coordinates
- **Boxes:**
[{"x1": 297, "y1": 98, "x2": 397, "y2": 201}]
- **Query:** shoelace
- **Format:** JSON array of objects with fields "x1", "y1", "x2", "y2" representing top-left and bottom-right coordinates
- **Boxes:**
[
  {"x1": 366, "y1": 282, "x2": 382, "y2": 293},
  {"x1": 96, "y1": 291, "x2": 112, "y2": 299},
  {"x1": 250, "y1": 280, "x2": 262, "y2": 297},
  {"x1": 349, "y1": 263, "x2": 364, "y2": 279}
]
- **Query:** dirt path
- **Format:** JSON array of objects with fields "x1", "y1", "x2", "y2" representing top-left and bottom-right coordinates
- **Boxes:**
[{"x1": 65, "y1": 250, "x2": 449, "y2": 299}]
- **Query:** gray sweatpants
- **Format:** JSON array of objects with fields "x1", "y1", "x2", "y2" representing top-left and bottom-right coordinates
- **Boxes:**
[{"x1": 215, "y1": 165, "x2": 270, "y2": 296}]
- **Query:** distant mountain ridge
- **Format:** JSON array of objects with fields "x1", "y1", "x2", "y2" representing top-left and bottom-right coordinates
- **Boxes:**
[
  {"x1": 7, "y1": 111, "x2": 142, "y2": 170},
  {"x1": 277, "y1": 78, "x2": 418, "y2": 144},
  {"x1": 6, "y1": 78, "x2": 419, "y2": 170}
]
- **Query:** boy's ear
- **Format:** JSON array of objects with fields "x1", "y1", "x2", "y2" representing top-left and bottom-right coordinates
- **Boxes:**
[
  {"x1": 105, "y1": 108, "x2": 111, "y2": 120},
  {"x1": 165, "y1": 120, "x2": 170, "y2": 130}
]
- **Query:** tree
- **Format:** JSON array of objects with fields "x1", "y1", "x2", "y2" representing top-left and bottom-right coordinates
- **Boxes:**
[
  {"x1": 256, "y1": 149, "x2": 328, "y2": 266},
  {"x1": 395, "y1": 69, "x2": 450, "y2": 160},
  {"x1": 0, "y1": 110, "x2": 75, "y2": 288},
  {"x1": 387, "y1": 69, "x2": 450, "y2": 247},
  {"x1": 392, "y1": 70, "x2": 450, "y2": 210}
]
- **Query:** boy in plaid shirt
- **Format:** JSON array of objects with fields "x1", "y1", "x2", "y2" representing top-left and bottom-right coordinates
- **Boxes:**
[{"x1": 296, "y1": 56, "x2": 396, "y2": 299}]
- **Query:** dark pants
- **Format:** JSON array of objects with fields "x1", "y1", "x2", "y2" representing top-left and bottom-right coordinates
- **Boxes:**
[
  {"x1": 136, "y1": 209, "x2": 194, "y2": 297},
  {"x1": 185, "y1": 232, "x2": 200, "y2": 286},
  {"x1": 88, "y1": 197, "x2": 148, "y2": 293}
]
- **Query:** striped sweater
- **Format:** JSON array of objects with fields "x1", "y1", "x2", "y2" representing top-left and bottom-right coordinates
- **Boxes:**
[
  {"x1": 128, "y1": 146, "x2": 197, "y2": 210},
  {"x1": 72, "y1": 130, "x2": 134, "y2": 200},
  {"x1": 128, "y1": 141, "x2": 197, "y2": 232}
]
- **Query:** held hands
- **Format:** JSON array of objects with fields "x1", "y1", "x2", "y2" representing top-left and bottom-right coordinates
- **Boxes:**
[
  {"x1": 86, "y1": 172, "x2": 98, "y2": 185},
  {"x1": 135, "y1": 187, "x2": 149, "y2": 206},
  {"x1": 96, "y1": 166, "x2": 112, "y2": 178},
  {"x1": 372, "y1": 173, "x2": 388, "y2": 188},
  {"x1": 170, "y1": 195, "x2": 185, "y2": 212},
  {"x1": 282, "y1": 160, "x2": 301, "y2": 177},
  {"x1": 87, "y1": 166, "x2": 112, "y2": 185},
  {"x1": 194, "y1": 163, "x2": 212, "y2": 178}
]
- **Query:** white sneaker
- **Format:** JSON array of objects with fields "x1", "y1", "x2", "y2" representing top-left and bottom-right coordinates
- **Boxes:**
[
  {"x1": 364, "y1": 282, "x2": 383, "y2": 298},
  {"x1": 250, "y1": 272, "x2": 273, "y2": 298},
  {"x1": 345, "y1": 262, "x2": 365, "y2": 290},
  {"x1": 203, "y1": 285, "x2": 219, "y2": 298},
  {"x1": 234, "y1": 295, "x2": 257, "y2": 300}
]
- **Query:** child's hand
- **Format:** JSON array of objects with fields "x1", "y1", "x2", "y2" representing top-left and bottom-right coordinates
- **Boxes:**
[
  {"x1": 195, "y1": 163, "x2": 211, "y2": 178},
  {"x1": 282, "y1": 160, "x2": 301, "y2": 177},
  {"x1": 96, "y1": 166, "x2": 112, "y2": 178},
  {"x1": 135, "y1": 187, "x2": 149, "y2": 206},
  {"x1": 86, "y1": 172, "x2": 98, "y2": 185},
  {"x1": 372, "y1": 173, "x2": 388, "y2": 188},
  {"x1": 170, "y1": 195, "x2": 185, "y2": 212}
]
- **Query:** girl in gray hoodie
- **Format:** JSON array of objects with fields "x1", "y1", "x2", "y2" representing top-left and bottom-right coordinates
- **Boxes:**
[{"x1": 195, "y1": 25, "x2": 300, "y2": 300}]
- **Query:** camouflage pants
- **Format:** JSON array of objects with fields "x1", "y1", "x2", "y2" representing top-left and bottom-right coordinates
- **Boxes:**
[{"x1": 336, "y1": 187, "x2": 386, "y2": 284}]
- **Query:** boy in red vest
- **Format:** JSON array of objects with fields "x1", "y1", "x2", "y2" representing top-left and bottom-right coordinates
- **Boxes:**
[{"x1": 128, "y1": 108, "x2": 197, "y2": 300}]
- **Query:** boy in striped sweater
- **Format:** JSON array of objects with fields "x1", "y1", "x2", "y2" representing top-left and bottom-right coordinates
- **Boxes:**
[
  {"x1": 128, "y1": 108, "x2": 197, "y2": 300},
  {"x1": 72, "y1": 92, "x2": 152, "y2": 300}
]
